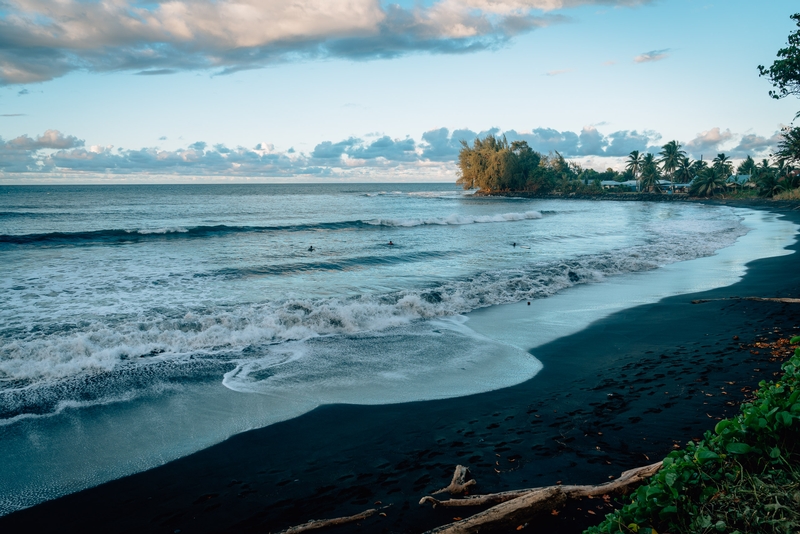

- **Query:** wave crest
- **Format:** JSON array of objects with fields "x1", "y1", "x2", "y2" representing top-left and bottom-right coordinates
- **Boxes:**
[
  {"x1": 0, "y1": 211, "x2": 545, "y2": 247},
  {"x1": 364, "y1": 210, "x2": 543, "y2": 227}
]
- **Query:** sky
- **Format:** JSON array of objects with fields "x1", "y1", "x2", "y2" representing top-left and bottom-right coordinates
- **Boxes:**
[{"x1": 0, "y1": 0, "x2": 798, "y2": 183}]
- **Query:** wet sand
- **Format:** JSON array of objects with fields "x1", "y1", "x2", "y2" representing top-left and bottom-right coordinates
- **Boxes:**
[{"x1": 3, "y1": 202, "x2": 800, "y2": 534}]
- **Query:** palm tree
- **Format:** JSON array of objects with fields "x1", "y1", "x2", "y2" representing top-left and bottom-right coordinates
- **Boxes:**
[
  {"x1": 753, "y1": 159, "x2": 781, "y2": 197},
  {"x1": 732, "y1": 155, "x2": 757, "y2": 192},
  {"x1": 776, "y1": 126, "x2": 800, "y2": 166},
  {"x1": 639, "y1": 153, "x2": 661, "y2": 192},
  {"x1": 690, "y1": 158, "x2": 708, "y2": 178},
  {"x1": 659, "y1": 141, "x2": 686, "y2": 193},
  {"x1": 712, "y1": 153, "x2": 733, "y2": 178},
  {"x1": 753, "y1": 158, "x2": 773, "y2": 183},
  {"x1": 690, "y1": 167, "x2": 727, "y2": 197},
  {"x1": 626, "y1": 150, "x2": 643, "y2": 192},
  {"x1": 776, "y1": 160, "x2": 799, "y2": 192},
  {"x1": 737, "y1": 155, "x2": 757, "y2": 177},
  {"x1": 757, "y1": 170, "x2": 781, "y2": 197},
  {"x1": 675, "y1": 155, "x2": 694, "y2": 184}
]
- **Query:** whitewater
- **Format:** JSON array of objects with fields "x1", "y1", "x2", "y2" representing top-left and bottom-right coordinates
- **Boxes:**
[{"x1": 0, "y1": 183, "x2": 796, "y2": 515}]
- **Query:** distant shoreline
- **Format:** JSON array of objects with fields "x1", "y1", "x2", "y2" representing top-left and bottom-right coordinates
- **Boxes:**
[
  {"x1": 474, "y1": 190, "x2": 690, "y2": 201},
  {"x1": 475, "y1": 189, "x2": 800, "y2": 210}
]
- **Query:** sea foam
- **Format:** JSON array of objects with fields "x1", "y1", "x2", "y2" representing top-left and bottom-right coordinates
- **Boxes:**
[{"x1": 0, "y1": 212, "x2": 747, "y2": 423}]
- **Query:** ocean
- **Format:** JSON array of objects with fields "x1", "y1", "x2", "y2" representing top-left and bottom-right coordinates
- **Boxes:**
[{"x1": 0, "y1": 183, "x2": 796, "y2": 515}]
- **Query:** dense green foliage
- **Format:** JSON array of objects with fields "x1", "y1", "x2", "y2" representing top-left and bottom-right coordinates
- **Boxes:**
[
  {"x1": 755, "y1": 160, "x2": 799, "y2": 197},
  {"x1": 689, "y1": 167, "x2": 726, "y2": 197},
  {"x1": 456, "y1": 135, "x2": 608, "y2": 194},
  {"x1": 454, "y1": 133, "x2": 799, "y2": 198},
  {"x1": 454, "y1": 135, "x2": 793, "y2": 198},
  {"x1": 585, "y1": 343, "x2": 800, "y2": 534}
]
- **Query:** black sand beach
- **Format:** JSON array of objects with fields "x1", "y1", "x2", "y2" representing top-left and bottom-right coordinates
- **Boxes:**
[{"x1": 3, "y1": 202, "x2": 800, "y2": 534}]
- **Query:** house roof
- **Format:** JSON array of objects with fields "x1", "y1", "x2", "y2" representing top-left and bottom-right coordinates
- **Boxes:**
[{"x1": 727, "y1": 174, "x2": 751, "y2": 185}]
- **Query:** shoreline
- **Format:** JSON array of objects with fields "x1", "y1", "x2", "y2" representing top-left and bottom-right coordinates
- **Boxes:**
[
  {"x1": 3, "y1": 201, "x2": 800, "y2": 534},
  {"x1": 474, "y1": 189, "x2": 800, "y2": 210}
]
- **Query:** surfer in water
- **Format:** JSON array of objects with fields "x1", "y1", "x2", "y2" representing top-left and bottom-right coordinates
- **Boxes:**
[
  {"x1": 308, "y1": 245, "x2": 314, "y2": 251},
  {"x1": 512, "y1": 242, "x2": 516, "y2": 247},
  {"x1": 388, "y1": 241, "x2": 394, "y2": 246}
]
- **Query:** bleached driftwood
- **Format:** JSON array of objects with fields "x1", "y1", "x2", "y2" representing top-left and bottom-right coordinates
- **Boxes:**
[
  {"x1": 430, "y1": 465, "x2": 477, "y2": 496},
  {"x1": 276, "y1": 461, "x2": 661, "y2": 534},
  {"x1": 421, "y1": 461, "x2": 663, "y2": 534},
  {"x1": 691, "y1": 297, "x2": 800, "y2": 304},
  {"x1": 420, "y1": 488, "x2": 535, "y2": 508},
  {"x1": 423, "y1": 487, "x2": 566, "y2": 534},
  {"x1": 277, "y1": 505, "x2": 389, "y2": 534}
]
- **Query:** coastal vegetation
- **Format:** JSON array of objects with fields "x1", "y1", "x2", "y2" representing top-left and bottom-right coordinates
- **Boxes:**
[
  {"x1": 456, "y1": 136, "x2": 585, "y2": 194},
  {"x1": 455, "y1": 134, "x2": 794, "y2": 199}
]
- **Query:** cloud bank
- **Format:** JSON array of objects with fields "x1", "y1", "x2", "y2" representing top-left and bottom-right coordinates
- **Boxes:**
[
  {"x1": 0, "y1": 124, "x2": 781, "y2": 180},
  {"x1": 0, "y1": 0, "x2": 654, "y2": 85}
]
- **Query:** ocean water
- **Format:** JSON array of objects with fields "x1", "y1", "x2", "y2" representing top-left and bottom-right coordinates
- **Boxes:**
[{"x1": 0, "y1": 183, "x2": 796, "y2": 514}]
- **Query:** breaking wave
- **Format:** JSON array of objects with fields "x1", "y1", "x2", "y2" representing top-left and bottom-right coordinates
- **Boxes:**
[
  {"x1": 0, "y1": 217, "x2": 746, "y2": 424},
  {"x1": 363, "y1": 211, "x2": 543, "y2": 227},
  {"x1": 0, "y1": 210, "x2": 544, "y2": 247}
]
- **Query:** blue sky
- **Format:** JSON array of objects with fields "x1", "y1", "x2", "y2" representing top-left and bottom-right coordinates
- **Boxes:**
[{"x1": 0, "y1": 0, "x2": 798, "y2": 182}]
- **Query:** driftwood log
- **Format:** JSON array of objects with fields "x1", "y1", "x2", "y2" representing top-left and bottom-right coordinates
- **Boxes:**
[
  {"x1": 274, "y1": 461, "x2": 661, "y2": 534},
  {"x1": 431, "y1": 465, "x2": 477, "y2": 496},
  {"x1": 421, "y1": 461, "x2": 663, "y2": 534},
  {"x1": 276, "y1": 505, "x2": 389, "y2": 534},
  {"x1": 691, "y1": 297, "x2": 800, "y2": 304}
]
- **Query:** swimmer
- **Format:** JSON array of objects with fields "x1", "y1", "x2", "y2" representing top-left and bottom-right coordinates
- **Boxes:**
[
  {"x1": 308, "y1": 245, "x2": 314, "y2": 251},
  {"x1": 388, "y1": 241, "x2": 394, "y2": 246},
  {"x1": 512, "y1": 242, "x2": 516, "y2": 247}
]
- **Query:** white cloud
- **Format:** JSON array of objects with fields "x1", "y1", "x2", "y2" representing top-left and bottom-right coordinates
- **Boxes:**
[
  {"x1": 577, "y1": 125, "x2": 607, "y2": 155},
  {"x1": 731, "y1": 131, "x2": 783, "y2": 156},
  {"x1": 0, "y1": 0, "x2": 650, "y2": 85},
  {"x1": 683, "y1": 127, "x2": 734, "y2": 157},
  {"x1": 458, "y1": 0, "x2": 652, "y2": 13}
]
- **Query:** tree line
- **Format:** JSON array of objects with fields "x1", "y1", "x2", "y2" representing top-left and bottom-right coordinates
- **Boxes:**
[
  {"x1": 455, "y1": 134, "x2": 796, "y2": 198},
  {"x1": 625, "y1": 145, "x2": 799, "y2": 198}
]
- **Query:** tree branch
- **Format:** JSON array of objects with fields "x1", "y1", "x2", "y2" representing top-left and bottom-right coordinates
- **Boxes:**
[
  {"x1": 421, "y1": 462, "x2": 663, "y2": 534},
  {"x1": 276, "y1": 505, "x2": 390, "y2": 534},
  {"x1": 430, "y1": 465, "x2": 477, "y2": 496}
]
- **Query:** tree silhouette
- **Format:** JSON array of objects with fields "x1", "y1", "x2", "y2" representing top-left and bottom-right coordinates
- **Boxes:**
[
  {"x1": 626, "y1": 150, "x2": 643, "y2": 192},
  {"x1": 758, "y1": 13, "x2": 800, "y2": 101},
  {"x1": 659, "y1": 141, "x2": 685, "y2": 193}
]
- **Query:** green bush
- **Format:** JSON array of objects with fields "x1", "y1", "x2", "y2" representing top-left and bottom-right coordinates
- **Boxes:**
[{"x1": 586, "y1": 340, "x2": 800, "y2": 534}]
